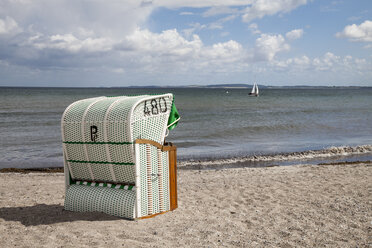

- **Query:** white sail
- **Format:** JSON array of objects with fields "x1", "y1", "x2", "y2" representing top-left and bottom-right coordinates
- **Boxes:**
[
  {"x1": 249, "y1": 82, "x2": 259, "y2": 96},
  {"x1": 250, "y1": 83, "x2": 256, "y2": 94}
]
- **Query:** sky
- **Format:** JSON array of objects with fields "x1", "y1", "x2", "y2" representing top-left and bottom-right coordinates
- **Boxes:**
[{"x1": 0, "y1": 0, "x2": 371, "y2": 87}]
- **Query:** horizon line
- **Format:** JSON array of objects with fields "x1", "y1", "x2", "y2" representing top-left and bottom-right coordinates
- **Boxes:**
[{"x1": 1, "y1": 84, "x2": 371, "y2": 89}]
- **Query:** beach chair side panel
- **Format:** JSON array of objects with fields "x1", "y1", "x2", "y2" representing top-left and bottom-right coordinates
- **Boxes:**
[{"x1": 130, "y1": 95, "x2": 173, "y2": 218}]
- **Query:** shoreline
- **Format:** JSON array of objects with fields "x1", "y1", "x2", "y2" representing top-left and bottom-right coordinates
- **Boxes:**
[
  {"x1": 0, "y1": 162, "x2": 370, "y2": 247},
  {"x1": 1, "y1": 159, "x2": 371, "y2": 174},
  {"x1": 178, "y1": 144, "x2": 372, "y2": 166},
  {"x1": 1, "y1": 144, "x2": 372, "y2": 171}
]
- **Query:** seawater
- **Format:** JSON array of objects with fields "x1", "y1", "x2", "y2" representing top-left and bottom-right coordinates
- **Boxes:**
[{"x1": 0, "y1": 87, "x2": 371, "y2": 168}]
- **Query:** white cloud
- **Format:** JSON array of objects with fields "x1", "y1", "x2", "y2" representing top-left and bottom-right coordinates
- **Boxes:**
[
  {"x1": 254, "y1": 34, "x2": 290, "y2": 61},
  {"x1": 0, "y1": 0, "x2": 153, "y2": 39},
  {"x1": 124, "y1": 28, "x2": 203, "y2": 58},
  {"x1": 249, "y1": 23, "x2": 261, "y2": 34},
  {"x1": 336, "y1": 20, "x2": 372, "y2": 42},
  {"x1": 242, "y1": 0, "x2": 308, "y2": 22},
  {"x1": 271, "y1": 52, "x2": 371, "y2": 74},
  {"x1": 285, "y1": 29, "x2": 303, "y2": 40},
  {"x1": 156, "y1": 0, "x2": 308, "y2": 23},
  {"x1": 208, "y1": 23, "x2": 224, "y2": 30},
  {"x1": 0, "y1": 16, "x2": 21, "y2": 35},
  {"x1": 312, "y1": 52, "x2": 340, "y2": 71},
  {"x1": 179, "y1": 0, "x2": 309, "y2": 23},
  {"x1": 30, "y1": 34, "x2": 114, "y2": 53},
  {"x1": 220, "y1": 31, "x2": 230, "y2": 37},
  {"x1": 182, "y1": 23, "x2": 207, "y2": 38},
  {"x1": 153, "y1": 0, "x2": 254, "y2": 9},
  {"x1": 122, "y1": 28, "x2": 245, "y2": 68},
  {"x1": 272, "y1": 56, "x2": 310, "y2": 69},
  {"x1": 179, "y1": 12, "x2": 194, "y2": 16},
  {"x1": 208, "y1": 14, "x2": 237, "y2": 30},
  {"x1": 204, "y1": 40, "x2": 243, "y2": 60},
  {"x1": 202, "y1": 6, "x2": 239, "y2": 17},
  {"x1": 182, "y1": 15, "x2": 237, "y2": 37}
]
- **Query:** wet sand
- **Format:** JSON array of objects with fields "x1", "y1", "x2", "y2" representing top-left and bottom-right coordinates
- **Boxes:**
[{"x1": 0, "y1": 163, "x2": 370, "y2": 247}]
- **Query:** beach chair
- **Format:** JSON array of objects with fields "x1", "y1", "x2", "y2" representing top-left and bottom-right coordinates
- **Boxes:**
[{"x1": 61, "y1": 94, "x2": 180, "y2": 219}]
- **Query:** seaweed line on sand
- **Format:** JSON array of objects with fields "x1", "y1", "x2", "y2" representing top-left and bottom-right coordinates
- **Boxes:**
[{"x1": 178, "y1": 145, "x2": 372, "y2": 167}]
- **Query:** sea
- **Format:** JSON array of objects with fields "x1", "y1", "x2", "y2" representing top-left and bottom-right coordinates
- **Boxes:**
[{"x1": 1, "y1": 87, "x2": 371, "y2": 169}]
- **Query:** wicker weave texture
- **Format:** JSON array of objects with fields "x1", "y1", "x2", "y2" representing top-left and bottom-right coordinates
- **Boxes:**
[
  {"x1": 138, "y1": 143, "x2": 170, "y2": 217},
  {"x1": 62, "y1": 94, "x2": 173, "y2": 184},
  {"x1": 64, "y1": 184, "x2": 136, "y2": 219}
]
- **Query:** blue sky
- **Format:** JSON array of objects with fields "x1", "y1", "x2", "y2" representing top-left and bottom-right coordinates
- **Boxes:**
[{"x1": 0, "y1": 0, "x2": 371, "y2": 87}]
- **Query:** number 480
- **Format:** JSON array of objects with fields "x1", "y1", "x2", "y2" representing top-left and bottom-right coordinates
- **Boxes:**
[{"x1": 143, "y1": 97, "x2": 167, "y2": 116}]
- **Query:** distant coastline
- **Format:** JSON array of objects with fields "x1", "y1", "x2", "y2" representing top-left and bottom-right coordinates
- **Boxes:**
[{"x1": 1, "y1": 84, "x2": 371, "y2": 89}]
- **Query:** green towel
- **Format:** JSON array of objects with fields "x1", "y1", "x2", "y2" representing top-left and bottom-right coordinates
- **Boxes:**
[{"x1": 167, "y1": 103, "x2": 180, "y2": 130}]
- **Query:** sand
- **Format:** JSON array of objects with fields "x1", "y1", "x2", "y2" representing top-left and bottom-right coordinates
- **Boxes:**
[{"x1": 0, "y1": 163, "x2": 371, "y2": 247}]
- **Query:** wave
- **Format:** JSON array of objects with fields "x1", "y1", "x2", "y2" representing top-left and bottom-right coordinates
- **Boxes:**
[{"x1": 178, "y1": 145, "x2": 372, "y2": 168}]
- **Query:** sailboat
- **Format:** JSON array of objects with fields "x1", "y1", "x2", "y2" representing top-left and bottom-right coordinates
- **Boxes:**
[{"x1": 249, "y1": 82, "x2": 259, "y2": 96}]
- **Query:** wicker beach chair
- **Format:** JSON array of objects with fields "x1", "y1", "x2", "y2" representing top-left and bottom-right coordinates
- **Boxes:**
[{"x1": 61, "y1": 94, "x2": 180, "y2": 219}]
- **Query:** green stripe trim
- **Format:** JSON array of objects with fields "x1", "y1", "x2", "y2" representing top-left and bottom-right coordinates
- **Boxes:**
[
  {"x1": 63, "y1": 141, "x2": 133, "y2": 145},
  {"x1": 70, "y1": 181, "x2": 135, "y2": 190},
  {"x1": 67, "y1": 160, "x2": 135, "y2": 165}
]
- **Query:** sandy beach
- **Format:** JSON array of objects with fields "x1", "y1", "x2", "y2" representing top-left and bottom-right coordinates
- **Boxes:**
[{"x1": 0, "y1": 163, "x2": 370, "y2": 247}]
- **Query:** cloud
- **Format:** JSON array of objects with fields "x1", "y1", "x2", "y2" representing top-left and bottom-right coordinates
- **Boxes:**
[
  {"x1": 30, "y1": 34, "x2": 114, "y2": 53},
  {"x1": 249, "y1": 23, "x2": 261, "y2": 34},
  {"x1": 202, "y1": 6, "x2": 239, "y2": 17},
  {"x1": 220, "y1": 31, "x2": 230, "y2": 37},
  {"x1": 272, "y1": 52, "x2": 371, "y2": 73},
  {"x1": 0, "y1": 16, "x2": 21, "y2": 35},
  {"x1": 164, "y1": 0, "x2": 308, "y2": 23},
  {"x1": 0, "y1": 0, "x2": 153, "y2": 39},
  {"x1": 121, "y1": 28, "x2": 246, "y2": 71},
  {"x1": 0, "y1": 0, "x2": 370, "y2": 86},
  {"x1": 124, "y1": 28, "x2": 203, "y2": 58},
  {"x1": 208, "y1": 14, "x2": 238, "y2": 30},
  {"x1": 182, "y1": 15, "x2": 237, "y2": 37},
  {"x1": 254, "y1": 34, "x2": 290, "y2": 61},
  {"x1": 312, "y1": 52, "x2": 341, "y2": 71},
  {"x1": 152, "y1": 0, "x2": 254, "y2": 9},
  {"x1": 272, "y1": 55, "x2": 310, "y2": 69},
  {"x1": 204, "y1": 40, "x2": 243, "y2": 60},
  {"x1": 182, "y1": 23, "x2": 207, "y2": 38},
  {"x1": 179, "y1": 12, "x2": 194, "y2": 16},
  {"x1": 242, "y1": 0, "x2": 308, "y2": 23},
  {"x1": 285, "y1": 29, "x2": 303, "y2": 40},
  {"x1": 336, "y1": 20, "x2": 372, "y2": 42}
]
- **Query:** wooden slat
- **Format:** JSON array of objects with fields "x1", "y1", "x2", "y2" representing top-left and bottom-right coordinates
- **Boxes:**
[
  {"x1": 135, "y1": 139, "x2": 176, "y2": 152},
  {"x1": 137, "y1": 210, "x2": 169, "y2": 220},
  {"x1": 169, "y1": 148, "x2": 178, "y2": 210}
]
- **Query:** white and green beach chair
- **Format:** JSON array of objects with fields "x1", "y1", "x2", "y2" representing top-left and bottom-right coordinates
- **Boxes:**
[{"x1": 61, "y1": 93, "x2": 180, "y2": 219}]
